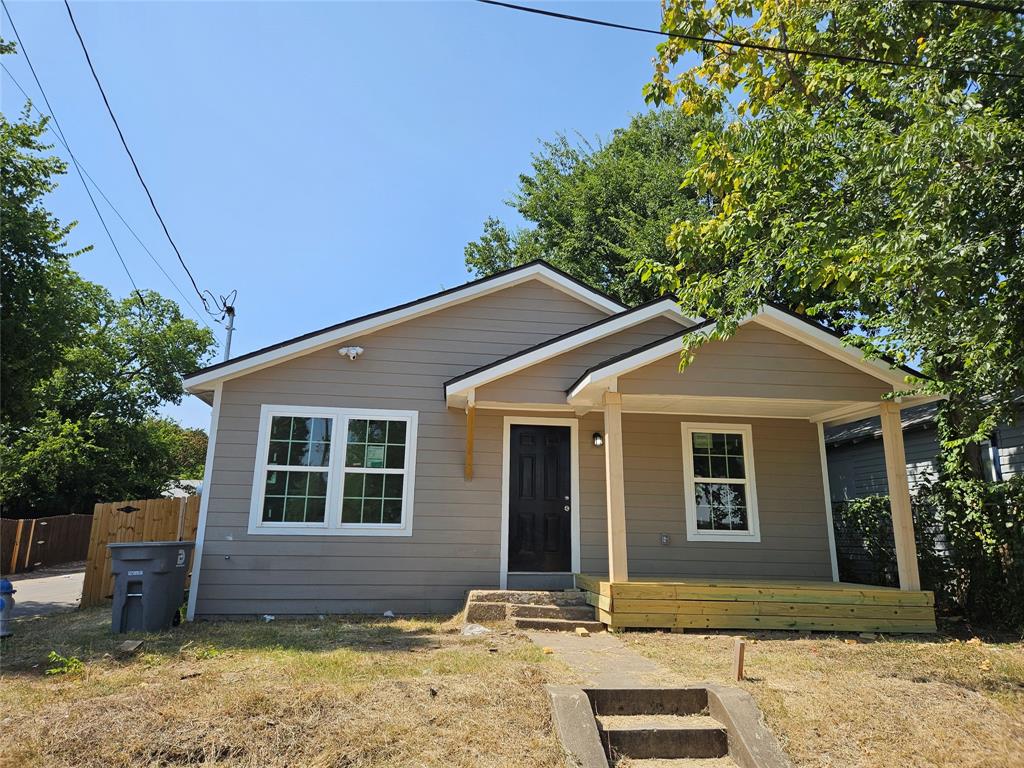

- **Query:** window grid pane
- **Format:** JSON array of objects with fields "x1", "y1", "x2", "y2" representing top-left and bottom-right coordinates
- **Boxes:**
[
  {"x1": 691, "y1": 431, "x2": 745, "y2": 480},
  {"x1": 267, "y1": 416, "x2": 332, "y2": 468},
  {"x1": 342, "y1": 470, "x2": 404, "y2": 525},
  {"x1": 263, "y1": 469, "x2": 328, "y2": 523},
  {"x1": 694, "y1": 481, "x2": 748, "y2": 532},
  {"x1": 344, "y1": 418, "x2": 407, "y2": 470}
]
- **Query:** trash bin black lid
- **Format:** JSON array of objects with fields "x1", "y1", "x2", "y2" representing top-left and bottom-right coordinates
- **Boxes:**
[{"x1": 107, "y1": 541, "x2": 196, "y2": 550}]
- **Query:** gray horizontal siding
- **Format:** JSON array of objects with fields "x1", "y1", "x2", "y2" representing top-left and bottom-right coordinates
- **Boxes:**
[
  {"x1": 197, "y1": 281, "x2": 838, "y2": 616},
  {"x1": 826, "y1": 427, "x2": 940, "y2": 502},
  {"x1": 477, "y1": 315, "x2": 683, "y2": 404},
  {"x1": 195, "y1": 279, "x2": 607, "y2": 617},
  {"x1": 619, "y1": 322, "x2": 892, "y2": 402},
  {"x1": 581, "y1": 413, "x2": 833, "y2": 581}
]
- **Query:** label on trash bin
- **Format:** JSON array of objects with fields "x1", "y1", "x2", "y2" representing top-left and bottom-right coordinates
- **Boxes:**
[
  {"x1": 128, "y1": 570, "x2": 143, "y2": 576},
  {"x1": 176, "y1": 549, "x2": 186, "y2": 566}
]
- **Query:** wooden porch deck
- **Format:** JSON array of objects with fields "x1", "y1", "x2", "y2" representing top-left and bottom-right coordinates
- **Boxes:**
[{"x1": 575, "y1": 574, "x2": 937, "y2": 634}]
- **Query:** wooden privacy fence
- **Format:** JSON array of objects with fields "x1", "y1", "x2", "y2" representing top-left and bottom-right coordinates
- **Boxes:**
[
  {"x1": 1, "y1": 514, "x2": 93, "y2": 575},
  {"x1": 81, "y1": 496, "x2": 201, "y2": 608}
]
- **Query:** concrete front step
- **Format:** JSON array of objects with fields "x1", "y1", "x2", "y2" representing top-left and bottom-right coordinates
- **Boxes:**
[
  {"x1": 466, "y1": 589, "x2": 588, "y2": 606},
  {"x1": 598, "y1": 714, "x2": 728, "y2": 760},
  {"x1": 509, "y1": 603, "x2": 597, "y2": 620},
  {"x1": 513, "y1": 617, "x2": 606, "y2": 633}
]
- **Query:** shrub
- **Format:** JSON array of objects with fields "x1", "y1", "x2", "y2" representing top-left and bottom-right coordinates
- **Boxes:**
[{"x1": 834, "y1": 476, "x2": 1024, "y2": 631}]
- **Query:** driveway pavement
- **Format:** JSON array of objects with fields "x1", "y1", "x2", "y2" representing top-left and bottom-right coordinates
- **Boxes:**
[{"x1": 9, "y1": 562, "x2": 85, "y2": 617}]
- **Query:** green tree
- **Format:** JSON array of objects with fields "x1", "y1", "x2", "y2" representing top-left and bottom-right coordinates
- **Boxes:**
[
  {"x1": 160, "y1": 420, "x2": 208, "y2": 480},
  {"x1": 1, "y1": 90, "x2": 91, "y2": 428},
  {"x1": 643, "y1": 1, "x2": 1024, "y2": 461},
  {"x1": 1, "y1": 56, "x2": 216, "y2": 515},
  {"x1": 466, "y1": 109, "x2": 716, "y2": 305},
  {"x1": 0, "y1": 288, "x2": 214, "y2": 515}
]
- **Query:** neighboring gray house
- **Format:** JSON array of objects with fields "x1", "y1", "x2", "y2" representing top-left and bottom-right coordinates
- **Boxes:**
[
  {"x1": 181, "y1": 261, "x2": 939, "y2": 625},
  {"x1": 825, "y1": 402, "x2": 1023, "y2": 503}
]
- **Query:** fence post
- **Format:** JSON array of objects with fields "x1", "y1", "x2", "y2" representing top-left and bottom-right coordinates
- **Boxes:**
[
  {"x1": 176, "y1": 496, "x2": 187, "y2": 540},
  {"x1": 8, "y1": 519, "x2": 25, "y2": 575},
  {"x1": 22, "y1": 519, "x2": 37, "y2": 571}
]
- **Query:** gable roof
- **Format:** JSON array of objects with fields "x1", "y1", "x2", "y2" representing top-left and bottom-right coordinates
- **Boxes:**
[
  {"x1": 567, "y1": 305, "x2": 926, "y2": 401},
  {"x1": 183, "y1": 260, "x2": 626, "y2": 393},
  {"x1": 442, "y1": 296, "x2": 698, "y2": 405}
]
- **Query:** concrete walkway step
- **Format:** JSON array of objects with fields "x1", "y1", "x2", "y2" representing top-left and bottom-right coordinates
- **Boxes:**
[
  {"x1": 615, "y1": 759, "x2": 737, "y2": 767},
  {"x1": 599, "y1": 714, "x2": 728, "y2": 760},
  {"x1": 509, "y1": 603, "x2": 596, "y2": 620},
  {"x1": 513, "y1": 617, "x2": 606, "y2": 633}
]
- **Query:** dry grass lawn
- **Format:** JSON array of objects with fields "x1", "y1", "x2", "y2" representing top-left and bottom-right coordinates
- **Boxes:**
[
  {"x1": 625, "y1": 630, "x2": 1024, "y2": 768},
  {"x1": 0, "y1": 608, "x2": 572, "y2": 768}
]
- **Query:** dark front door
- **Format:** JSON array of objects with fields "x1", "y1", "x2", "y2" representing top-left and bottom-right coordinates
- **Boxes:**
[{"x1": 508, "y1": 424, "x2": 572, "y2": 572}]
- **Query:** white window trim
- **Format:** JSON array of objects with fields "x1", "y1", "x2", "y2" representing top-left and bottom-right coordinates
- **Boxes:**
[
  {"x1": 248, "y1": 404, "x2": 418, "y2": 537},
  {"x1": 680, "y1": 422, "x2": 761, "y2": 543}
]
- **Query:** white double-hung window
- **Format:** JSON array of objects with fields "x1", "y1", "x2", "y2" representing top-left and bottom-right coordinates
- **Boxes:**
[
  {"x1": 680, "y1": 423, "x2": 760, "y2": 542},
  {"x1": 250, "y1": 405, "x2": 418, "y2": 536}
]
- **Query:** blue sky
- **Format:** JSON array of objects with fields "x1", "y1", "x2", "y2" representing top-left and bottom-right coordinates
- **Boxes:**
[{"x1": 2, "y1": 1, "x2": 677, "y2": 428}]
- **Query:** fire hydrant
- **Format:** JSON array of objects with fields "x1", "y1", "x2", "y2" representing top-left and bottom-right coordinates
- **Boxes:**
[{"x1": 0, "y1": 578, "x2": 15, "y2": 638}]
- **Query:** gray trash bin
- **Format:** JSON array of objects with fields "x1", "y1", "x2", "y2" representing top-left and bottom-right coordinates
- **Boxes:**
[{"x1": 109, "y1": 541, "x2": 195, "y2": 633}]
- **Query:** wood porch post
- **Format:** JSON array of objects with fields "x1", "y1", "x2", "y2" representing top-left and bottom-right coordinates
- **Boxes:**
[
  {"x1": 880, "y1": 402, "x2": 921, "y2": 591},
  {"x1": 603, "y1": 391, "x2": 629, "y2": 583}
]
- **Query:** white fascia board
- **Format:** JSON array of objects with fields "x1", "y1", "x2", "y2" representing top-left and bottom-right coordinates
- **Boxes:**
[
  {"x1": 184, "y1": 263, "x2": 622, "y2": 392},
  {"x1": 445, "y1": 299, "x2": 692, "y2": 400},
  {"x1": 753, "y1": 307, "x2": 914, "y2": 388},
  {"x1": 567, "y1": 321, "x2": 719, "y2": 402},
  {"x1": 567, "y1": 308, "x2": 922, "y2": 404}
]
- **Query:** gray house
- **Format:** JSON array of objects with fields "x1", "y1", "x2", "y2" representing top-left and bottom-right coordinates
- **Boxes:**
[
  {"x1": 182, "y1": 261, "x2": 940, "y2": 632},
  {"x1": 826, "y1": 402, "x2": 1023, "y2": 502}
]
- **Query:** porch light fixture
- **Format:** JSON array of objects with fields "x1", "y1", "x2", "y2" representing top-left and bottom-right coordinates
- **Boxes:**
[{"x1": 592, "y1": 432, "x2": 604, "y2": 447}]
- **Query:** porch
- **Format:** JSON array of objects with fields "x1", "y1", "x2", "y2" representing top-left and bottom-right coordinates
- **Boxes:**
[{"x1": 575, "y1": 574, "x2": 937, "y2": 634}]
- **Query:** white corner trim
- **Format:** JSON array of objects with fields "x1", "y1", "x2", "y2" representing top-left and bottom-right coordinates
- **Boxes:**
[
  {"x1": 184, "y1": 263, "x2": 623, "y2": 391},
  {"x1": 186, "y1": 382, "x2": 222, "y2": 621},
  {"x1": 445, "y1": 299, "x2": 694, "y2": 400},
  {"x1": 499, "y1": 416, "x2": 581, "y2": 589},
  {"x1": 246, "y1": 404, "x2": 419, "y2": 537},
  {"x1": 680, "y1": 422, "x2": 761, "y2": 543},
  {"x1": 817, "y1": 422, "x2": 840, "y2": 582}
]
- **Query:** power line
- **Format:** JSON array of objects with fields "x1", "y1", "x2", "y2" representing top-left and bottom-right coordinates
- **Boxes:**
[
  {"x1": 475, "y1": 0, "x2": 1024, "y2": 81},
  {"x1": 62, "y1": 0, "x2": 227, "y2": 321},
  {"x1": 1, "y1": 63, "x2": 215, "y2": 330},
  {"x1": 1, "y1": 0, "x2": 151, "y2": 312}
]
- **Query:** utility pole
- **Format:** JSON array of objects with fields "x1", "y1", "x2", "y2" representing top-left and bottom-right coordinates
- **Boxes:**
[{"x1": 223, "y1": 302, "x2": 236, "y2": 362}]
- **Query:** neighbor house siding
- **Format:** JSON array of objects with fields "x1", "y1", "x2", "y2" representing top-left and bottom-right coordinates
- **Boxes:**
[
  {"x1": 827, "y1": 427, "x2": 941, "y2": 502},
  {"x1": 618, "y1": 322, "x2": 892, "y2": 402},
  {"x1": 827, "y1": 418, "x2": 1023, "y2": 503},
  {"x1": 194, "y1": 280, "x2": 607, "y2": 616},
  {"x1": 581, "y1": 414, "x2": 833, "y2": 581},
  {"x1": 476, "y1": 315, "x2": 684, "y2": 405},
  {"x1": 997, "y1": 421, "x2": 1024, "y2": 479}
]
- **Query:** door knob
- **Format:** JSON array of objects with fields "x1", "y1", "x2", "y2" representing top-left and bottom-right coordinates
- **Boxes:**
[{"x1": 563, "y1": 505, "x2": 570, "y2": 511}]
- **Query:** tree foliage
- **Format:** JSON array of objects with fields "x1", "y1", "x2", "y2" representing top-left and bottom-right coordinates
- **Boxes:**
[
  {"x1": 1, "y1": 101, "x2": 91, "y2": 428},
  {"x1": 643, "y1": 1, "x2": 1024, "y2": 457},
  {"x1": 1, "y1": 64, "x2": 215, "y2": 515},
  {"x1": 466, "y1": 109, "x2": 716, "y2": 305}
]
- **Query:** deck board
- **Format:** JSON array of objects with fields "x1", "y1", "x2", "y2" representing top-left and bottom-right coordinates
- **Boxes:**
[{"x1": 578, "y1": 574, "x2": 936, "y2": 634}]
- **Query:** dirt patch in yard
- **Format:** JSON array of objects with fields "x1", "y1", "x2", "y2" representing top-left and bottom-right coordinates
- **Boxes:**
[
  {"x1": 0, "y1": 608, "x2": 575, "y2": 768},
  {"x1": 624, "y1": 630, "x2": 1024, "y2": 768}
]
